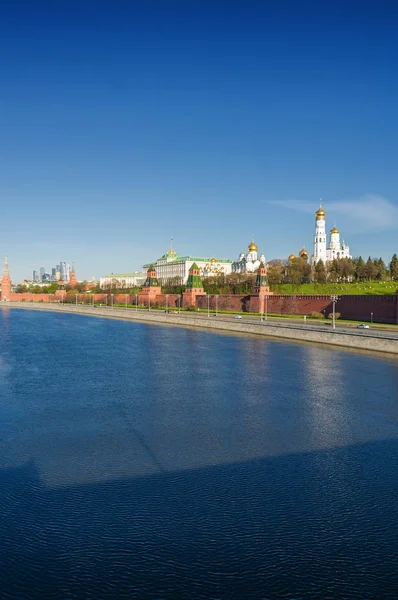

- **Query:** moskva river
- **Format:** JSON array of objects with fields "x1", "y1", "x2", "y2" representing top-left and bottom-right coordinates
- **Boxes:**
[{"x1": 0, "y1": 309, "x2": 397, "y2": 599}]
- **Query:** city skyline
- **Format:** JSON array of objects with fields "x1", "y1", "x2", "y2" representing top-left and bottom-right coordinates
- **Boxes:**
[{"x1": 1, "y1": 1, "x2": 397, "y2": 281}]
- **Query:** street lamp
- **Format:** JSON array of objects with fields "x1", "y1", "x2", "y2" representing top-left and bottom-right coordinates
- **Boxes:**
[
  {"x1": 166, "y1": 294, "x2": 169, "y2": 313},
  {"x1": 265, "y1": 295, "x2": 269, "y2": 321},
  {"x1": 330, "y1": 295, "x2": 339, "y2": 330},
  {"x1": 178, "y1": 294, "x2": 181, "y2": 313},
  {"x1": 371, "y1": 312, "x2": 374, "y2": 324},
  {"x1": 125, "y1": 294, "x2": 128, "y2": 310},
  {"x1": 111, "y1": 294, "x2": 114, "y2": 310},
  {"x1": 135, "y1": 293, "x2": 138, "y2": 312}
]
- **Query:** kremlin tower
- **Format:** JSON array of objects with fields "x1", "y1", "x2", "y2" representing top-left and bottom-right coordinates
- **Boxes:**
[
  {"x1": 69, "y1": 264, "x2": 77, "y2": 288},
  {"x1": 1, "y1": 256, "x2": 12, "y2": 301},
  {"x1": 183, "y1": 263, "x2": 205, "y2": 307},
  {"x1": 313, "y1": 202, "x2": 327, "y2": 264}
]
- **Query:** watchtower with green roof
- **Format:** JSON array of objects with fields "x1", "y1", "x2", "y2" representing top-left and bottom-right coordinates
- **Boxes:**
[
  {"x1": 139, "y1": 264, "x2": 162, "y2": 306},
  {"x1": 251, "y1": 262, "x2": 272, "y2": 314},
  {"x1": 183, "y1": 263, "x2": 205, "y2": 307}
]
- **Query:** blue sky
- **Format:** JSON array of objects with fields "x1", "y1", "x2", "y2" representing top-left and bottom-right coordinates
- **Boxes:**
[{"x1": 1, "y1": 0, "x2": 397, "y2": 281}]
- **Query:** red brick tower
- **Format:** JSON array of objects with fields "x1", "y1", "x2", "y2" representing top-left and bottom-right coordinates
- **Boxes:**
[
  {"x1": 183, "y1": 263, "x2": 205, "y2": 308},
  {"x1": 250, "y1": 262, "x2": 273, "y2": 313},
  {"x1": 69, "y1": 263, "x2": 77, "y2": 288},
  {"x1": 1, "y1": 256, "x2": 12, "y2": 301},
  {"x1": 138, "y1": 265, "x2": 162, "y2": 306}
]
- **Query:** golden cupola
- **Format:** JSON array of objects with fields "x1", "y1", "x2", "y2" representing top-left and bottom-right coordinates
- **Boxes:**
[
  {"x1": 299, "y1": 248, "x2": 309, "y2": 257},
  {"x1": 330, "y1": 226, "x2": 339, "y2": 234},
  {"x1": 288, "y1": 253, "x2": 296, "y2": 261},
  {"x1": 315, "y1": 205, "x2": 326, "y2": 220},
  {"x1": 248, "y1": 239, "x2": 258, "y2": 252}
]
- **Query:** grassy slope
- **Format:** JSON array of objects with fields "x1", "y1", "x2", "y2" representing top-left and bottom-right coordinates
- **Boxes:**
[{"x1": 271, "y1": 281, "x2": 398, "y2": 296}]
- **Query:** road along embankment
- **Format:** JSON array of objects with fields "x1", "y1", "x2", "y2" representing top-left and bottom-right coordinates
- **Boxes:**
[{"x1": 2, "y1": 302, "x2": 398, "y2": 356}]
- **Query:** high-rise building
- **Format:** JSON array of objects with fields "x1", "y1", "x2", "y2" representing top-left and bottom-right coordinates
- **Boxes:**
[
  {"x1": 33, "y1": 270, "x2": 38, "y2": 281},
  {"x1": 60, "y1": 261, "x2": 67, "y2": 281},
  {"x1": 39, "y1": 267, "x2": 45, "y2": 280},
  {"x1": 51, "y1": 268, "x2": 56, "y2": 279}
]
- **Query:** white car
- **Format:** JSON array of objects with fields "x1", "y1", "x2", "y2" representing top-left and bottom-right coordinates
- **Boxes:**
[
  {"x1": 357, "y1": 324, "x2": 370, "y2": 329},
  {"x1": 234, "y1": 315, "x2": 243, "y2": 319}
]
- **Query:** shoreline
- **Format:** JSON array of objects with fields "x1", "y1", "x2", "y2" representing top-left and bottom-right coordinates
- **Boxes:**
[{"x1": 1, "y1": 301, "x2": 398, "y2": 357}]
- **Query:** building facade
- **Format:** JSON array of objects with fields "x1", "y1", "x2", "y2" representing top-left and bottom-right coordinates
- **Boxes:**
[
  {"x1": 232, "y1": 240, "x2": 267, "y2": 274},
  {"x1": 143, "y1": 248, "x2": 233, "y2": 284},
  {"x1": 313, "y1": 203, "x2": 351, "y2": 264},
  {"x1": 100, "y1": 272, "x2": 146, "y2": 289}
]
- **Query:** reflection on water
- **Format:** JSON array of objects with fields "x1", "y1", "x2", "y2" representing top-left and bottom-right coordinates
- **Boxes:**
[{"x1": 0, "y1": 309, "x2": 397, "y2": 599}]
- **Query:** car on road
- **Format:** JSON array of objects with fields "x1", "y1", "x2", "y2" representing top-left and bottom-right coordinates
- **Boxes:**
[
  {"x1": 234, "y1": 315, "x2": 243, "y2": 319},
  {"x1": 357, "y1": 324, "x2": 370, "y2": 329}
]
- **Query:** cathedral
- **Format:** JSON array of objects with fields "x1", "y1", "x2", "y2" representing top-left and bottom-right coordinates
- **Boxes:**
[
  {"x1": 232, "y1": 240, "x2": 267, "y2": 274},
  {"x1": 312, "y1": 203, "x2": 351, "y2": 264},
  {"x1": 288, "y1": 203, "x2": 351, "y2": 265}
]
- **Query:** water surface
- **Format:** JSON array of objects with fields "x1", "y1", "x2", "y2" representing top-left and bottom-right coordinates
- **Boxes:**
[{"x1": 0, "y1": 309, "x2": 397, "y2": 599}]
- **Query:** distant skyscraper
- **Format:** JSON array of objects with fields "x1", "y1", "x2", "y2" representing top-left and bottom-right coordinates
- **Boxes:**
[
  {"x1": 51, "y1": 268, "x2": 56, "y2": 278},
  {"x1": 60, "y1": 261, "x2": 67, "y2": 281},
  {"x1": 39, "y1": 267, "x2": 45, "y2": 281},
  {"x1": 33, "y1": 270, "x2": 38, "y2": 281}
]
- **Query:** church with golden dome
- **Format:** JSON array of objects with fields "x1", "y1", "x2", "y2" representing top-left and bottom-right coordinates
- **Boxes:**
[
  {"x1": 313, "y1": 202, "x2": 351, "y2": 264},
  {"x1": 232, "y1": 239, "x2": 267, "y2": 274}
]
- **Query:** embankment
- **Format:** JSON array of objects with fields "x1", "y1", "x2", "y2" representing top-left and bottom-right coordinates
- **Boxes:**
[{"x1": 2, "y1": 302, "x2": 398, "y2": 356}]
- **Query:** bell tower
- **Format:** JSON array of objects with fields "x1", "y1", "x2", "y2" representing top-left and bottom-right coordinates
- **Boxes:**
[{"x1": 1, "y1": 256, "x2": 12, "y2": 301}]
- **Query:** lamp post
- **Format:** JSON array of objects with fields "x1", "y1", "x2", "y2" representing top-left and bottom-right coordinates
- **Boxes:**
[
  {"x1": 125, "y1": 294, "x2": 128, "y2": 310},
  {"x1": 111, "y1": 294, "x2": 114, "y2": 310},
  {"x1": 265, "y1": 295, "x2": 268, "y2": 321},
  {"x1": 260, "y1": 294, "x2": 263, "y2": 322},
  {"x1": 178, "y1": 294, "x2": 181, "y2": 313},
  {"x1": 216, "y1": 295, "x2": 218, "y2": 317},
  {"x1": 166, "y1": 294, "x2": 169, "y2": 313},
  {"x1": 330, "y1": 294, "x2": 339, "y2": 330},
  {"x1": 371, "y1": 311, "x2": 373, "y2": 324}
]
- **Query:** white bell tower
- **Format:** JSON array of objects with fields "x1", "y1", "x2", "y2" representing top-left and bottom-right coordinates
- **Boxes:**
[{"x1": 313, "y1": 201, "x2": 327, "y2": 264}]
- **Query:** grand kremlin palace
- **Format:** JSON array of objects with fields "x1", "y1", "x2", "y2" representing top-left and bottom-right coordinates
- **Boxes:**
[{"x1": 143, "y1": 248, "x2": 233, "y2": 284}]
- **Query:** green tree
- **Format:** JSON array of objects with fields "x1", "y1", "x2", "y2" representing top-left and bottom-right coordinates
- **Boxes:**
[
  {"x1": 364, "y1": 257, "x2": 377, "y2": 281},
  {"x1": 354, "y1": 256, "x2": 366, "y2": 281},
  {"x1": 389, "y1": 254, "x2": 398, "y2": 279},
  {"x1": 314, "y1": 259, "x2": 327, "y2": 284}
]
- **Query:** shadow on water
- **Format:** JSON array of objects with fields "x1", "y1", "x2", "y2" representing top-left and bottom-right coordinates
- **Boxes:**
[{"x1": 1, "y1": 439, "x2": 398, "y2": 600}]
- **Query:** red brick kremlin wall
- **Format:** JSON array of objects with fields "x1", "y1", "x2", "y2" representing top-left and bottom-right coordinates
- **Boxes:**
[{"x1": 3, "y1": 291, "x2": 398, "y2": 323}]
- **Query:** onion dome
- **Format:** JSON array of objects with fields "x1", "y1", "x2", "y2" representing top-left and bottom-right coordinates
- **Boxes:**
[
  {"x1": 299, "y1": 248, "x2": 309, "y2": 257},
  {"x1": 288, "y1": 253, "x2": 296, "y2": 261},
  {"x1": 315, "y1": 205, "x2": 326, "y2": 220},
  {"x1": 248, "y1": 239, "x2": 258, "y2": 252},
  {"x1": 330, "y1": 226, "x2": 339, "y2": 234}
]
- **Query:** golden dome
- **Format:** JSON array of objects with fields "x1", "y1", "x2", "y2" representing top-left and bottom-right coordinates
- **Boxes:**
[
  {"x1": 167, "y1": 248, "x2": 176, "y2": 255},
  {"x1": 299, "y1": 248, "x2": 309, "y2": 257},
  {"x1": 330, "y1": 226, "x2": 339, "y2": 234},
  {"x1": 248, "y1": 239, "x2": 258, "y2": 252},
  {"x1": 315, "y1": 205, "x2": 326, "y2": 219},
  {"x1": 288, "y1": 253, "x2": 296, "y2": 261}
]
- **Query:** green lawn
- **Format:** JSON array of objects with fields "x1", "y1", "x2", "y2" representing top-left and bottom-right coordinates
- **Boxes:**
[{"x1": 271, "y1": 281, "x2": 398, "y2": 296}]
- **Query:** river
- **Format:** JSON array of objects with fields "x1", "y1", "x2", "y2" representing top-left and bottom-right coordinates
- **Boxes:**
[{"x1": 0, "y1": 308, "x2": 397, "y2": 599}]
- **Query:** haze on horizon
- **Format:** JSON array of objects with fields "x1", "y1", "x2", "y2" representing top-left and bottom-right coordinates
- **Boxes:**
[{"x1": 1, "y1": 0, "x2": 397, "y2": 282}]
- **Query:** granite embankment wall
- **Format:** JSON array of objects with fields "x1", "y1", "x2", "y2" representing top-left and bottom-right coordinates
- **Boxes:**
[
  {"x1": 2, "y1": 302, "x2": 398, "y2": 355},
  {"x1": 5, "y1": 291, "x2": 398, "y2": 323}
]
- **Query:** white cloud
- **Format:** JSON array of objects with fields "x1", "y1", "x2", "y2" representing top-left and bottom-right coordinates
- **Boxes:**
[{"x1": 269, "y1": 195, "x2": 398, "y2": 232}]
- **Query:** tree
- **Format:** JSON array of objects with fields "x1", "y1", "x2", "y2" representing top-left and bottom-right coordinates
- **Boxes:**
[
  {"x1": 267, "y1": 263, "x2": 283, "y2": 287},
  {"x1": 389, "y1": 254, "x2": 398, "y2": 279},
  {"x1": 354, "y1": 256, "x2": 366, "y2": 281},
  {"x1": 374, "y1": 258, "x2": 387, "y2": 281},
  {"x1": 314, "y1": 259, "x2": 327, "y2": 284},
  {"x1": 364, "y1": 257, "x2": 377, "y2": 281}
]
